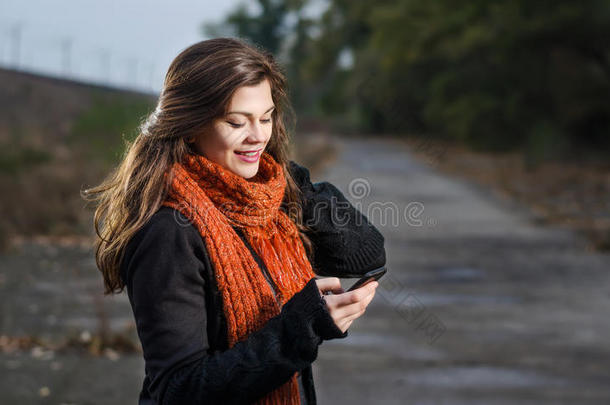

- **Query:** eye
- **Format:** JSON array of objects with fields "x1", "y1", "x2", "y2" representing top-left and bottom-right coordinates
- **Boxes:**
[
  {"x1": 261, "y1": 118, "x2": 272, "y2": 124},
  {"x1": 226, "y1": 121, "x2": 245, "y2": 128}
]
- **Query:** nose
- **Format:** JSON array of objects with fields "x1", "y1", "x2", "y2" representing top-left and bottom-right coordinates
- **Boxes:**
[{"x1": 245, "y1": 120, "x2": 268, "y2": 144}]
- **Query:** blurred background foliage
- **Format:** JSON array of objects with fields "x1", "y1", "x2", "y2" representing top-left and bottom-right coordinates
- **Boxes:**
[
  {"x1": 206, "y1": 0, "x2": 610, "y2": 162},
  {"x1": 1, "y1": 0, "x2": 608, "y2": 249}
]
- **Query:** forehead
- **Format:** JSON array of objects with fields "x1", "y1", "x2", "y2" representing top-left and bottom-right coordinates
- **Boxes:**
[{"x1": 227, "y1": 79, "x2": 273, "y2": 113}]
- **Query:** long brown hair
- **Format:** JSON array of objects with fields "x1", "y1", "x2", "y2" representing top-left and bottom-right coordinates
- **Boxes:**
[{"x1": 82, "y1": 37, "x2": 312, "y2": 295}]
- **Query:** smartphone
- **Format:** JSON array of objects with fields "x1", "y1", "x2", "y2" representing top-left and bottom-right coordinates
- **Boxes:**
[{"x1": 346, "y1": 266, "x2": 387, "y2": 292}]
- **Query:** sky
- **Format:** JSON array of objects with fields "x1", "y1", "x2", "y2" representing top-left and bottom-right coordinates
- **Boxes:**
[{"x1": 0, "y1": 0, "x2": 248, "y2": 94}]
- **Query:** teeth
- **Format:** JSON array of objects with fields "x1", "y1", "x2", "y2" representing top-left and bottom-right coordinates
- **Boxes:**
[{"x1": 237, "y1": 151, "x2": 257, "y2": 156}]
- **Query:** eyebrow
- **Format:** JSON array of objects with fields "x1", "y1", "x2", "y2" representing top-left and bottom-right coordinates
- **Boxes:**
[{"x1": 226, "y1": 105, "x2": 275, "y2": 117}]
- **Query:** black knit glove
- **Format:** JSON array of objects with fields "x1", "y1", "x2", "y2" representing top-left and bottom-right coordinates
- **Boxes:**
[{"x1": 281, "y1": 277, "x2": 348, "y2": 346}]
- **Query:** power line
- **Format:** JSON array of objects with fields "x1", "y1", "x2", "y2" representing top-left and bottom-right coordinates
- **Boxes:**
[{"x1": 0, "y1": 19, "x2": 161, "y2": 93}]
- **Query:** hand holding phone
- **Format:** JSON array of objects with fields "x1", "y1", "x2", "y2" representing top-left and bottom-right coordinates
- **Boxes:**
[{"x1": 315, "y1": 269, "x2": 385, "y2": 333}]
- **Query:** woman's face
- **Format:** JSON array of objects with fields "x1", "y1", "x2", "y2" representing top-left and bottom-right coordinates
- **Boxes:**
[{"x1": 190, "y1": 79, "x2": 275, "y2": 179}]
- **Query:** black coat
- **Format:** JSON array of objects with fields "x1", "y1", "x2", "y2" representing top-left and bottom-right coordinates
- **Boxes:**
[{"x1": 119, "y1": 161, "x2": 386, "y2": 404}]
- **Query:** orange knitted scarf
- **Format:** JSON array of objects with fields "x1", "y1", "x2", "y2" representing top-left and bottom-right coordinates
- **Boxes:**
[{"x1": 162, "y1": 151, "x2": 316, "y2": 404}]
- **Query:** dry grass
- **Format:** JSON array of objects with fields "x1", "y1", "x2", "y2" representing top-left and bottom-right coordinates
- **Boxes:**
[{"x1": 0, "y1": 68, "x2": 155, "y2": 251}]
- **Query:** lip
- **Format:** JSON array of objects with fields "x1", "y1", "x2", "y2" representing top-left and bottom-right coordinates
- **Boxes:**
[{"x1": 234, "y1": 148, "x2": 263, "y2": 163}]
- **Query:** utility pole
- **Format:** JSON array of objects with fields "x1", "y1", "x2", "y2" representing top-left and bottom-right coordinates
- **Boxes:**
[
  {"x1": 0, "y1": 28, "x2": 4, "y2": 66},
  {"x1": 10, "y1": 22, "x2": 23, "y2": 69},
  {"x1": 126, "y1": 56, "x2": 138, "y2": 89},
  {"x1": 99, "y1": 48, "x2": 111, "y2": 85},
  {"x1": 61, "y1": 37, "x2": 72, "y2": 76},
  {"x1": 148, "y1": 62, "x2": 156, "y2": 92}
]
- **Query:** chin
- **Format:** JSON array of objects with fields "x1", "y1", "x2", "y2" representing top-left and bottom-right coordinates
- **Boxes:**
[{"x1": 232, "y1": 163, "x2": 259, "y2": 179}]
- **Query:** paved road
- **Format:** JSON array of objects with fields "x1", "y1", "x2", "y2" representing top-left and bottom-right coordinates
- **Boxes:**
[
  {"x1": 312, "y1": 135, "x2": 610, "y2": 404},
  {"x1": 0, "y1": 240, "x2": 144, "y2": 404},
  {"x1": 1, "y1": 135, "x2": 609, "y2": 404}
]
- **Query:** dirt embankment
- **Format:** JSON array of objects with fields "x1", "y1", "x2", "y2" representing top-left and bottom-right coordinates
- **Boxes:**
[{"x1": 0, "y1": 68, "x2": 157, "y2": 250}]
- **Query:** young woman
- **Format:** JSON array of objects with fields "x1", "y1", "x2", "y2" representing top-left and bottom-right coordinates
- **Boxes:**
[{"x1": 83, "y1": 37, "x2": 386, "y2": 405}]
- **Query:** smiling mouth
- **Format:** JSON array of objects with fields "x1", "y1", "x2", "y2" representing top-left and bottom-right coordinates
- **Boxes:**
[
  {"x1": 234, "y1": 147, "x2": 263, "y2": 155},
  {"x1": 234, "y1": 149, "x2": 261, "y2": 156},
  {"x1": 234, "y1": 148, "x2": 263, "y2": 162}
]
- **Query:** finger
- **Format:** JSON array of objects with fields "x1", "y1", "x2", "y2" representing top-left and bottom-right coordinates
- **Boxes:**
[
  {"x1": 341, "y1": 293, "x2": 375, "y2": 324},
  {"x1": 334, "y1": 282, "x2": 378, "y2": 306},
  {"x1": 325, "y1": 285, "x2": 345, "y2": 295},
  {"x1": 338, "y1": 319, "x2": 354, "y2": 334},
  {"x1": 315, "y1": 277, "x2": 341, "y2": 294},
  {"x1": 328, "y1": 284, "x2": 377, "y2": 318},
  {"x1": 333, "y1": 285, "x2": 346, "y2": 294},
  {"x1": 329, "y1": 290, "x2": 375, "y2": 321},
  {"x1": 353, "y1": 278, "x2": 376, "y2": 290},
  {"x1": 342, "y1": 290, "x2": 377, "y2": 323}
]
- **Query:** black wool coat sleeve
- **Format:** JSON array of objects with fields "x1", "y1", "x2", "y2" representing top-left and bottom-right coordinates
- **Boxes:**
[
  {"x1": 288, "y1": 160, "x2": 386, "y2": 277},
  {"x1": 120, "y1": 160, "x2": 387, "y2": 405}
]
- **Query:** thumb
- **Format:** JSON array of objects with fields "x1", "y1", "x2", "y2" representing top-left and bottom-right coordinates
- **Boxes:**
[{"x1": 315, "y1": 277, "x2": 344, "y2": 295}]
